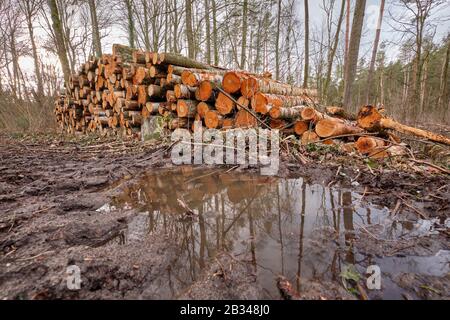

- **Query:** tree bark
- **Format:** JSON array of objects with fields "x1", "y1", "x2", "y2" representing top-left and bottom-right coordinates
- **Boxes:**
[
  {"x1": 211, "y1": 0, "x2": 219, "y2": 65},
  {"x1": 343, "y1": 0, "x2": 366, "y2": 110},
  {"x1": 324, "y1": 0, "x2": 345, "y2": 101},
  {"x1": 185, "y1": 0, "x2": 195, "y2": 59},
  {"x1": 204, "y1": 0, "x2": 211, "y2": 64},
  {"x1": 366, "y1": 0, "x2": 385, "y2": 105},
  {"x1": 303, "y1": 0, "x2": 309, "y2": 88},
  {"x1": 241, "y1": 0, "x2": 248, "y2": 69},
  {"x1": 275, "y1": 0, "x2": 282, "y2": 80},
  {"x1": 88, "y1": 0, "x2": 102, "y2": 57},
  {"x1": 124, "y1": 0, "x2": 136, "y2": 48},
  {"x1": 47, "y1": 0, "x2": 71, "y2": 85}
]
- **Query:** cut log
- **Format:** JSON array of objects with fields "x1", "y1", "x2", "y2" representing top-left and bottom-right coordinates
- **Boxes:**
[
  {"x1": 236, "y1": 96, "x2": 250, "y2": 110},
  {"x1": 166, "y1": 90, "x2": 177, "y2": 103},
  {"x1": 301, "y1": 130, "x2": 320, "y2": 145},
  {"x1": 270, "y1": 106, "x2": 306, "y2": 120},
  {"x1": 166, "y1": 73, "x2": 182, "y2": 85},
  {"x1": 145, "y1": 102, "x2": 161, "y2": 114},
  {"x1": 241, "y1": 76, "x2": 318, "y2": 99},
  {"x1": 195, "y1": 81, "x2": 215, "y2": 101},
  {"x1": 177, "y1": 100, "x2": 198, "y2": 118},
  {"x1": 315, "y1": 118, "x2": 363, "y2": 138},
  {"x1": 204, "y1": 110, "x2": 224, "y2": 129},
  {"x1": 357, "y1": 105, "x2": 450, "y2": 146},
  {"x1": 355, "y1": 136, "x2": 385, "y2": 154},
  {"x1": 156, "y1": 53, "x2": 216, "y2": 70},
  {"x1": 174, "y1": 84, "x2": 195, "y2": 99},
  {"x1": 137, "y1": 85, "x2": 148, "y2": 105},
  {"x1": 301, "y1": 106, "x2": 324, "y2": 122},
  {"x1": 181, "y1": 71, "x2": 223, "y2": 87},
  {"x1": 294, "y1": 120, "x2": 310, "y2": 136},
  {"x1": 148, "y1": 84, "x2": 165, "y2": 98},
  {"x1": 235, "y1": 109, "x2": 257, "y2": 128},
  {"x1": 252, "y1": 92, "x2": 309, "y2": 114},
  {"x1": 222, "y1": 71, "x2": 247, "y2": 94},
  {"x1": 197, "y1": 102, "x2": 212, "y2": 119},
  {"x1": 215, "y1": 92, "x2": 236, "y2": 115},
  {"x1": 325, "y1": 106, "x2": 356, "y2": 120}
]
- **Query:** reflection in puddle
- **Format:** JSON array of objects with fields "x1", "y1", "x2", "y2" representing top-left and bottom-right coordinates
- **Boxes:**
[{"x1": 107, "y1": 167, "x2": 449, "y2": 299}]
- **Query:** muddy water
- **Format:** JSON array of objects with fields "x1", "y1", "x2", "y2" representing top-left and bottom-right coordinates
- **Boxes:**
[{"x1": 103, "y1": 167, "x2": 449, "y2": 299}]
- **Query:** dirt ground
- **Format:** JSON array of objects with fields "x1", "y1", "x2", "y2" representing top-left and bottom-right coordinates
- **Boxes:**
[{"x1": 0, "y1": 132, "x2": 448, "y2": 300}]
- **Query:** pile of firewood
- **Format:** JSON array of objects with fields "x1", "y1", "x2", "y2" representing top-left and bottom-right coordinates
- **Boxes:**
[{"x1": 55, "y1": 44, "x2": 450, "y2": 158}]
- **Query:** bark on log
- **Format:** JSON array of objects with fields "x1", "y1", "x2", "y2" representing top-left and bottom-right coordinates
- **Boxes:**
[
  {"x1": 269, "y1": 106, "x2": 306, "y2": 120},
  {"x1": 252, "y1": 92, "x2": 309, "y2": 114},
  {"x1": 315, "y1": 118, "x2": 363, "y2": 138},
  {"x1": 357, "y1": 105, "x2": 450, "y2": 146},
  {"x1": 241, "y1": 76, "x2": 318, "y2": 99},
  {"x1": 156, "y1": 53, "x2": 216, "y2": 70}
]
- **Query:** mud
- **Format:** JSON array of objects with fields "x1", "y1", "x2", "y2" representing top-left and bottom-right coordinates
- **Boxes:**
[{"x1": 0, "y1": 133, "x2": 448, "y2": 300}]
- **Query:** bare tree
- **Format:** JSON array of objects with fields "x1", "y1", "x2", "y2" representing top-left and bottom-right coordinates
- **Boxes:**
[
  {"x1": 366, "y1": 0, "x2": 385, "y2": 105},
  {"x1": 88, "y1": 0, "x2": 102, "y2": 57},
  {"x1": 303, "y1": 0, "x2": 309, "y2": 88},
  {"x1": 47, "y1": 0, "x2": 71, "y2": 84},
  {"x1": 323, "y1": 0, "x2": 346, "y2": 101},
  {"x1": 343, "y1": 0, "x2": 366, "y2": 110},
  {"x1": 18, "y1": 0, "x2": 45, "y2": 103},
  {"x1": 185, "y1": 0, "x2": 195, "y2": 58}
]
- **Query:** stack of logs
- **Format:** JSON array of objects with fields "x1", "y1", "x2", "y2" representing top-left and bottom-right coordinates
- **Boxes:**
[{"x1": 55, "y1": 44, "x2": 450, "y2": 159}]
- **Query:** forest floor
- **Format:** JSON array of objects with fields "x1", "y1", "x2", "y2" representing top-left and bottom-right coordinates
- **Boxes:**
[{"x1": 0, "y1": 132, "x2": 448, "y2": 300}]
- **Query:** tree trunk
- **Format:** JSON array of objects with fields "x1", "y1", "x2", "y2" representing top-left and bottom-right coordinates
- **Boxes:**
[
  {"x1": 275, "y1": 0, "x2": 282, "y2": 80},
  {"x1": 366, "y1": 0, "x2": 385, "y2": 105},
  {"x1": 185, "y1": 0, "x2": 195, "y2": 59},
  {"x1": 124, "y1": 0, "x2": 136, "y2": 48},
  {"x1": 88, "y1": 0, "x2": 102, "y2": 57},
  {"x1": 25, "y1": 8, "x2": 44, "y2": 103},
  {"x1": 241, "y1": 0, "x2": 248, "y2": 69},
  {"x1": 211, "y1": 0, "x2": 219, "y2": 65},
  {"x1": 324, "y1": 0, "x2": 345, "y2": 101},
  {"x1": 48, "y1": 0, "x2": 71, "y2": 85},
  {"x1": 438, "y1": 39, "x2": 450, "y2": 110},
  {"x1": 343, "y1": 0, "x2": 366, "y2": 110},
  {"x1": 303, "y1": 0, "x2": 309, "y2": 88},
  {"x1": 204, "y1": 0, "x2": 211, "y2": 64}
]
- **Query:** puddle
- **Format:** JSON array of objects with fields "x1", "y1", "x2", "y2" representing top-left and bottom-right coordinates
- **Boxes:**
[{"x1": 106, "y1": 167, "x2": 449, "y2": 299}]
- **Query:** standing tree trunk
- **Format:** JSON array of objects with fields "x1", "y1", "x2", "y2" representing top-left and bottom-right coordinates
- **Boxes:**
[
  {"x1": 185, "y1": 0, "x2": 195, "y2": 59},
  {"x1": 438, "y1": 38, "x2": 449, "y2": 110},
  {"x1": 240, "y1": 0, "x2": 248, "y2": 69},
  {"x1": 21, "y1": 0, "x2": 44, "y2": 103},
  {"x1": 275, "y1": 0, "x2": 282, "y2": 80},
  {"x1": 124, "y1": 0, "x2": 135, "y2": 48},
  {"x1": 204, "y1": 0, "x2": 211, "y2": 64},
  {"x1": 211, "y1": 0, "x2": 219, "y2": 65},
  {"x1": 344, "y1": 0, "x2": 350, "y2": 68},
  {"x1": 303, "y1": 0, "x2": 309, "y2": 88},
  {"x1": 88, "y1": 0, "x2": 102, "y2": 57},
  {"x1": 47, "y1": 0, "x2": 71, "y2": 85},
  {"x1": 324, "y1": 0, "x2": 345, "y2": 101},
  {"x1": 343, "y1": 0, "x2": 366, "y2": 110},
  {"x1": 366, "y1": 0, "x2": 385, "y2": 105}
]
